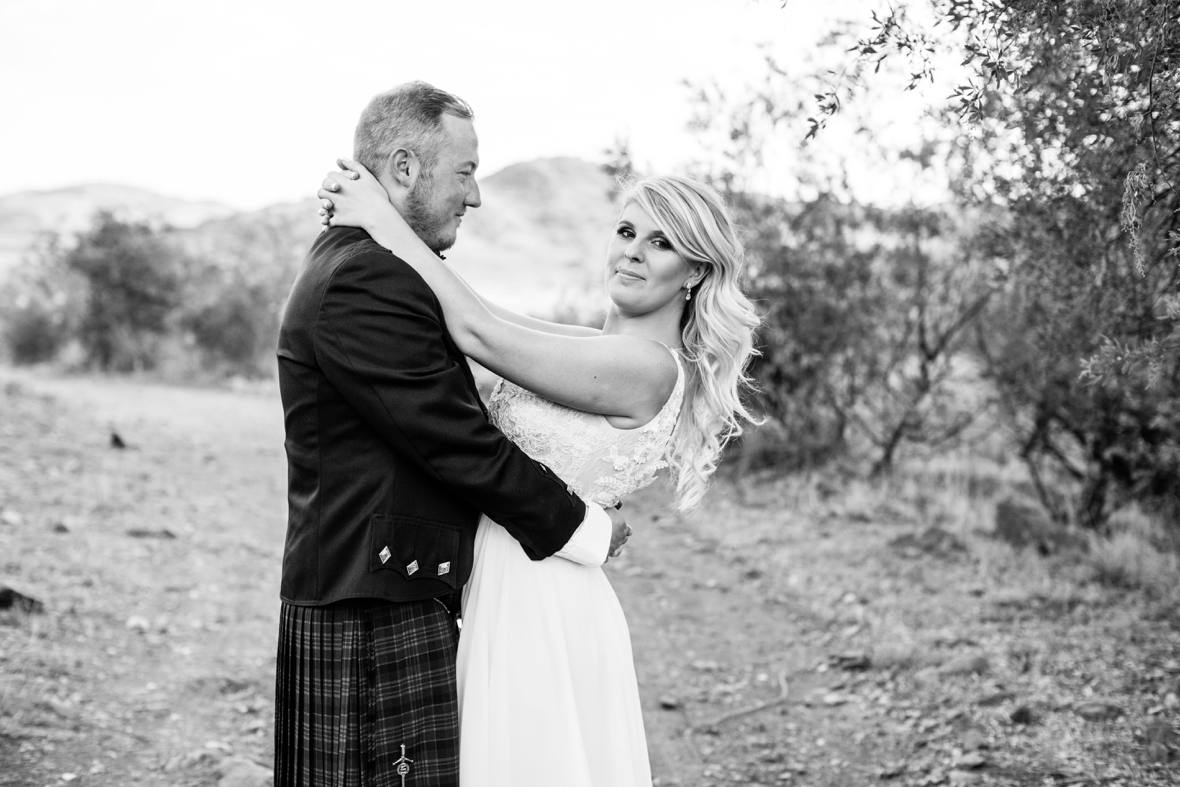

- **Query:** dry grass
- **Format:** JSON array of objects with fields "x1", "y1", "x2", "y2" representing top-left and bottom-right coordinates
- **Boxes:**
[{"x1": 1088, "y1": 507, "x2": 1180, "y2": 599}]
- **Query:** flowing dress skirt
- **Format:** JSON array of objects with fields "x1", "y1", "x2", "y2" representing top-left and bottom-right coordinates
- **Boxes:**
[{"x1": 456, "y1": 515, "x2": 652, "y2": 787}]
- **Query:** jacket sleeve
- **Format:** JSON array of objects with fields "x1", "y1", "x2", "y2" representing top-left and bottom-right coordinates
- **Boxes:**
[{"x1": 313, "y1": 247, "x2": 588, "y2": 560}]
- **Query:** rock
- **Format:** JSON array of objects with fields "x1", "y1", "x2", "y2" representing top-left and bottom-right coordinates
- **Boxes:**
[
  {"x1": 960, "y1": 728, "x2": 989, "y2": 751},
  {"x1": 1074, "y1": 699, "x2": 1124, "y2": 722},
  {"x1": 1009, "y1": 705, "x2": 1035, "y2": 725},
  {"x1": 889, "y1": 526, "x2": 967, "y2": 559},
  {"x1": 0, "y1": 509, "x2": 23, "y2": 526},
  {"x1": 993, "y1": 498, "x2": 1086, "y2": 555},
  {"x1": 1141, "y1": 719, "x2": 1178, "y2": 763},
  {"x1": 829, "y1": 652, "x2": 872, "y2": 671},
  {"x1": 974, "y1": 690, "x2": 1014, "y2": 707},
  {"x1": 0, "y1": 585, "x2": 44, "y2": 614},
  {"x1": 51, "y1": 521, "x2": 70, "y2": 533},
  {"x1": 217, "y1": 757, "x2": 273, "y2": 787},
  {"x1": 126, "y1": 527, "x2": 177, "y2": 539},
  {"x1": 125, "y1": 615, "x2": 151, "y2": 633},
  {"x1": 938, "y1": 654, "x2": 990, "y2": 677},
  {"x1": 953, "y1": 751, "x2": 987, "y2": 769},
  {"x1": 658, "y1": 696, "x2": 682, "y2": 711},
  {"x1": 163, "y1": 749, "x2": 221, "y2": 772},
  {"x1": 917, "y1": 768, "x2": 948, "y2": 786}
]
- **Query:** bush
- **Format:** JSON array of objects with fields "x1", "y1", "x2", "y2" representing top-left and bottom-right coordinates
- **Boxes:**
[
  {"x1": 181, "y1": 268, "x2": 277, "y2": 376},
  {"x1": 0, "y1": 238, "x2": 81, "y2": 365},
  {"x1": 61, "y1": 211, "x2": 184, "y2": 372},
  {"x1": 2, "y1": 299, "x2": 68, "y2": 364}
]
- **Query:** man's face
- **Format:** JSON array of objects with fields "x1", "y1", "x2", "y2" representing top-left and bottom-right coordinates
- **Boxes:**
[{"x1": 404, "y1": 114, "x2": 482, "y2": 253}]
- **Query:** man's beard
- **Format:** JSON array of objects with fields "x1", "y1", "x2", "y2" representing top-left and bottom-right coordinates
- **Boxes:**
[{"x1": 404, "y1": 175, "x2": 454, "y2": 253}]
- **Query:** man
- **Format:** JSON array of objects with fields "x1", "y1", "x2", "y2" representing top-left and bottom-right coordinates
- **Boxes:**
[{"x1": 275, "y1": 81, "x2": 628, "y2": 786}]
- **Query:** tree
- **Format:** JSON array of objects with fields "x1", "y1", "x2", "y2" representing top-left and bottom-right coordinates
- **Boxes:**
[
  {"x1": 62, "y1": 211, "x2": 183, "y2": 371},
  {"x1": 803, "y1": 0, "x2": 1180, "y2": 526},
  {"x1": 687, "y1": 55, "x2": 997, "y2": 474}
]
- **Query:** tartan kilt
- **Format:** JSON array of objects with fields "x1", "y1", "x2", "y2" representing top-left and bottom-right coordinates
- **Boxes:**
[{"x1": 274, "y1": 598, "x2": 460, "y2": 786}]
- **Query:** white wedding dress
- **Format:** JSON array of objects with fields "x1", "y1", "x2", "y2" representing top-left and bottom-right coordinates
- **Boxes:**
[{"x1": 456, "y1": 349, "x2": 684, "y2": 787}]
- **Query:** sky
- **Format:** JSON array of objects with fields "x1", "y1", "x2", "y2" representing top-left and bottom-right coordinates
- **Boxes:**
[{"x1": 0, "y1": 0, "x2": 950, "y2": 210}]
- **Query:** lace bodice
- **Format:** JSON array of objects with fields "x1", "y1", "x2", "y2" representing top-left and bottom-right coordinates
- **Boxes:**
[{"x1": 488, "y1": 350, "x2": 684, "y2": 508}]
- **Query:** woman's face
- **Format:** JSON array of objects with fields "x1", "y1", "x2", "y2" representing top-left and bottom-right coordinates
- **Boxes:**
[{"x1": 606, "y1": 201, "x2": 702, "y2": 316}]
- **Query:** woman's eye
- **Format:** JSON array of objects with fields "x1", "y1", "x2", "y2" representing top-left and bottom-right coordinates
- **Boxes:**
[
  {"x1": 652, "y1": 237, "x2": 671, "y2": 250},
  {"x1": 616, "y1": 227, "x2": 633, "y2": 238}
]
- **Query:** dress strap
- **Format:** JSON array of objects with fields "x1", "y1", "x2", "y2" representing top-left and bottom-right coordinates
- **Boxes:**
[{"x1": 655, "y1": 342, "x2": 686, "y2": 418}]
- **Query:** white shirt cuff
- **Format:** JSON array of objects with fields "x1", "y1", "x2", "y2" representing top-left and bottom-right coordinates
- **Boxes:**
[{"x1": 553, "y1": 504, "x2": 611, "y2": 566}]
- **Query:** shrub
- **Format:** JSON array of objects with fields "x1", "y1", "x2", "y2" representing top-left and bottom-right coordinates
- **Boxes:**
[
  {"x1": 61, "y1": 211, "x2": 184, "y2": 372},
  {"x1": 0, "y1": 238, "x2": 81, "y2": 365}
]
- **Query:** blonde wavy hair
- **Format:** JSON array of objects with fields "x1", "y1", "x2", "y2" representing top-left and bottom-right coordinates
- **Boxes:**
[{"x1": 624, "y1": 175, "x2": 761, "y2": 510}]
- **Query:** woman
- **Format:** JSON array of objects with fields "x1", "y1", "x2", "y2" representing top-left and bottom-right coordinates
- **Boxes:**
[{"x1": 319, "y1": 163, "x2": 759, "y2": 787}]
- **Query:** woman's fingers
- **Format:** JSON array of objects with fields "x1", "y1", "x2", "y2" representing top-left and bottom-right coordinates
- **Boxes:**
[
  {"x1": 316, "y1": 158, "x2": 369, "y2": 229},
  {"x1": 336, "y1": 158, "x2": 363, "y2": 178}
]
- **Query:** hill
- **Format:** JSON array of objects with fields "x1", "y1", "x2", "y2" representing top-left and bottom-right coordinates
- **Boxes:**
[
  {"x1": 0, "y1": 183, "x2": 235, "y2": 268},
  {"x1": 447, "y1": 157, "x2": 619, "y2": 311},
  {"x1": 0, "y1": 159, "x2": 621, "y2": 313},
  {"x1": 179, "y1": 156, "x2": 620, "y2": 312}
]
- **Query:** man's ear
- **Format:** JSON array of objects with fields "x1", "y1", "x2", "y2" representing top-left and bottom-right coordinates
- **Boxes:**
[{"x1": 386, "y1": 148, "x2": 420, "y2": 189}]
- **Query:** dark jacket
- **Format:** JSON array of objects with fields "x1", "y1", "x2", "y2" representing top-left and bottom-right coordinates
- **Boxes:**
[{"x1": 276, "y1": 227, "x2": 587, "y2": 606}]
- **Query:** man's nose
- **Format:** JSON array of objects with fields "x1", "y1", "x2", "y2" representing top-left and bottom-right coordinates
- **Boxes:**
[{"x1": 465, "y1": 179, "x2": 482, "y2": 209}]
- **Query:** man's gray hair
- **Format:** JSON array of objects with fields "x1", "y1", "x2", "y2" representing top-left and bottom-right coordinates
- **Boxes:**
[{"x1": 354, "y1": 81, "x2": 474, "y2": 178}]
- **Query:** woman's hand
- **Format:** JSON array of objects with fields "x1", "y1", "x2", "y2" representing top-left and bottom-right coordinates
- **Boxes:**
[{"x1": 316, "y1": 159, "x2": 404, "y2": 236}]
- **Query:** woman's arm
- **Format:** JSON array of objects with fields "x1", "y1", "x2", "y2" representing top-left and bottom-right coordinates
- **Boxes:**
[
  {"x1": 483, "y1": 300, "x2": 601, "y2": 338},
  {"x1": 320, "y1": 162, "x2": 671, "y2": 423},
  {"x1": 322, "y1": 162, "x2": 600, "y2": 340}
]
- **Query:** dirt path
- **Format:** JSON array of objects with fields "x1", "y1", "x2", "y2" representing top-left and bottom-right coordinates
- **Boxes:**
[
  {"x1": 1, "y1": 373, "x2": 284, "y2": 786},
  {"x1": 2, "y1": 373, "x2": 1178, "y2": 786}
]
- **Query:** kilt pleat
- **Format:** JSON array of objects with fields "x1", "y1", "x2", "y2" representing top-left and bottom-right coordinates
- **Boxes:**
[{"x1": 275, "y1": 599, "x2": 460, "y2": 786}]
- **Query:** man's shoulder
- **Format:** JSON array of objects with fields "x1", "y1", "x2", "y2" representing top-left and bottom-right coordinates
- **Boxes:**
[
  {"x1": 307, "y1": 229, "x2": 439, "y2": 318},
  {"x1": 312, "y1": 229, "x2": 428, "y2": 286},
  {"x1": 311, "y1": 227, "x2": 390, "y2": 270}
]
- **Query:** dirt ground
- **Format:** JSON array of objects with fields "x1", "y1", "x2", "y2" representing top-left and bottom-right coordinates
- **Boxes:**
[{"x1": 1, "y1": 371, "x2": 1178, "y2": 786}]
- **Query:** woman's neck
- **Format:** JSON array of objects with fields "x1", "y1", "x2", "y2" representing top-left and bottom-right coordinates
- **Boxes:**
[{"x1": 601, "y1": 305, "x2": 684, "y2": 349}]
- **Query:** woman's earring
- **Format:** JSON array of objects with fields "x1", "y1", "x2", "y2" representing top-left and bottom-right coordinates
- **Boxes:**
[{"x1": 684, "y1": 288, "x2": 692, "y2": 302}]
